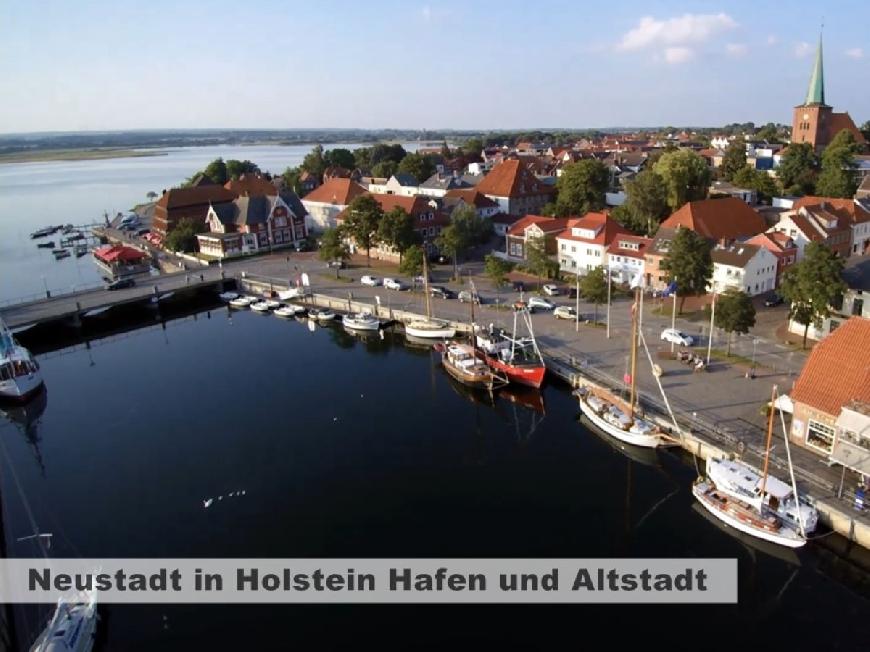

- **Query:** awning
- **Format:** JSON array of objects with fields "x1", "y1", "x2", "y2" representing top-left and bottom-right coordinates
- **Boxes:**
[
  {"x1": 830, "y1": 441, "x2": 870, "y2": 476},
  {"x1": 774, "y1": 393, "x2": 794, "y2": 414}
]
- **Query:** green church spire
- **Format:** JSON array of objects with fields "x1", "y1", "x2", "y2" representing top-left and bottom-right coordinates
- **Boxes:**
[{"x1": 804, "y1": 33, "x2": 826, "y2": 106}]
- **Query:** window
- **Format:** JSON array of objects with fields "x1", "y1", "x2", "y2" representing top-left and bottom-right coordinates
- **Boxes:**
[
  {"x1": 561, "y1": 243, "x2": 566, "y2": 251},
  {"x1": 571, "y1": 246, "x2": 576, "y2": 253},
  {"x1": 806, "y1": 419, "x2": 835, "y2": 453}
]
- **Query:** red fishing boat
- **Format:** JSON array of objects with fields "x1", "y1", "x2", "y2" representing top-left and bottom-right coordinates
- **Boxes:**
[{"x1": 474, "y1": 307, "x2": 546, "y2": 388}]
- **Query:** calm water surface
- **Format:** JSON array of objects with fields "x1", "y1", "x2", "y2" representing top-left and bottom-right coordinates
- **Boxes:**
[
  {"x1": 0, "y1": 143, "x2": 418, "y2": 302},
  {"x1": 0, "y1": 307, "x2": 867, "y2": 650}
]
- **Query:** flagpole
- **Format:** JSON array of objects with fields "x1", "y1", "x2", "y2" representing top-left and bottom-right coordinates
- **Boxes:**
[
  {"x1": 706, "y1": 291, "x2": 716, "y2": 366},
  {"x1": 575, "y1": 272, "x2": 580, "y2": 333},
  {"x1": 606, "y1": 268, "x2": 611, "y2": 339},
  {"x1": 670, "y1": 277, "x2": 678, "y2": 353}
]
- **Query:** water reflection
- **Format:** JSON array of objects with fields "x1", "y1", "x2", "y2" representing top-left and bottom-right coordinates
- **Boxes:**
[{"x1": 0, "y1": 387, "x2": 48, "y2": 476}]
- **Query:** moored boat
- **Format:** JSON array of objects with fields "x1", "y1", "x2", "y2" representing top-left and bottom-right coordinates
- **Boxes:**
[
  {"x1": 308, "y1": 308, "x2": 336, "y2": 321},
  {"x1": 574, "y1": 386, "x2": 672, "y2": 448},
  {"x1": 475, "y1": 309, "x2": 545, "y2": 388},
  {"x1": 218, "y1": 291, "x2": 239, "y2": 302},
  {"x1": 250, "y1": 301, "x2": 273, "y2": 312},
  {"x1": 1, "y1": 318, "x2": 44, "y2": 401},
  {"x1": 29, "y1": 591, "x2": 98, "y2": 652},
  {"x1": 275, "y1": 304, "x2": 305, "y2": 318},
  {"x1": 405, "y1": 318, "x2": 456, "y2": 339},
  {"x1": 437, "y1": 342, "x2": 507, "y2": 391},
  {"x1": 53, "y1": 249, "x2": 71, "y2": 259},
  {"x1": 229, "y1": 296, "x2": 254, "y2": 309},
  {"x1": 342, "y1": 312, "x2": 380, "y2": 331},
  {"x1": 37, "y1": 241, "x2": 56, "y2": 249}
]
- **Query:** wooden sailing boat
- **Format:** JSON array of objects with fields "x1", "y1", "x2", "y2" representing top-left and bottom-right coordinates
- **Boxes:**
[
  {"x1": 573, "y1": 278, "x2": 671, "y2": 448},
  {"x1": 405, "y1": 255, "x2": 456, "y2": 339}
]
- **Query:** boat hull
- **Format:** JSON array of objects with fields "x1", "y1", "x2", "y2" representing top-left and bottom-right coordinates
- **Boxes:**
[
  {"x1": 342, "y1": 317, "x2": 379, "y2": 331},
  {"x1": 405, "y1": 322, "x2": 456, "y2": 339},
  {"x1": 693, "y1": 481, "x2": 806, "y2": 549},
  {"x1": 442, "y1": 358, "x2": 497, "y2": 389},
  {"x1": 577, "y1": 391, "x2": 665, "y2": 448},
  {"x1": 482, "y1": 353, "x2": 545, "y2": 388},
  {"x1": 0, "y1": 375, "x2": 44, "y2": 402}
]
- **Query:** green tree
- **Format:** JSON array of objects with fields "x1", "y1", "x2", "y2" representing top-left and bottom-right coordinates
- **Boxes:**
[
  {"x1": 371, "y1": 160, "x2": 397, "y2": 178},
  {"x1": 777, "y1": 143, "x2": 818, "y2": 195},
  {"x1": 435, "y1": 223, "x2": 468, "y2": 280},
  {"x1": 164, "y1": 217, "x2": 204, "y2": 253},
  {"x1": 778, "y1": 241, "x2": 847, "y2": 348},
  {"x1": 732, "y1": 166, "x2": 781, "y2": 203},
  {"x1": 720, "y1": 139, "x2": 747, "y2": 182},
  {"x1": 539, "y1": 202, "x2": 559, "y2": 217},
  {"x1": 484, "y1": 254, "x2": 512, "y2": 288},
  {"x1": 580, "y1": 266, "x2": 609, "y2": 323},
  {"x1": 343, "y1": 195, "x2": 383, "y2": 266},
  {"x1": 861, "y1": 120, "x2": 870, "y2": 142},
  {"x1": 377, "y1": 206, "x2": 419, "y2": 264},
  {"x1": 555, "y1": 159, "x2": 609, "y2": 216},
  {"x1": 525, "y1": 236, "x2": 559, "y2": 280},
  {"x1": 452, "y1": 204, "x2": 491, "y2": 245},
  {"x1": 755, "y1": 123, "x2": 782, "y2": 143},
  {"x1": 302, "y1": 145, "x2": 327, "y2": 179},
  {"x1": 399, "y1": 244, "x2": 424, "y2": 276},
  {"x1": 324, "y1": 147, "x2": 355, "y2": 170},
  {"x1": 146, "y1": 191, "x2": 158, "y2": 201},
  {"x1": 713, "y1": 289, "x2": 756, "y2": 355},
  {"x1": 396, "y1": 153, "x2": 435, "y2": 184},
  {"x1": 203, "y1": 158, "x2": 228, "y2": 184},
  {"x1": 225, "y1": 159, "x2": 259, "y2": 180},
  {"x1": 318, "y1": 227, "x2": 350, "y2": 278},
  {"x1": 612, "y1": 170, "x2": 669, "y2": 235},
  {"x1": 461, "y1": 137, "x2": 484, "y2": 161},
  {"x1": 281, "y1": 166, "x2": 302, "y2": 194},
  {"x1": 816, "y1": 130, "x2": 860, "y2": 198},
  {"x1": 653, "y1": 149, "x2": 712, "y2": 212},
  {"x1": 660, "y1": 228, "x2": 713, "y2": 313}
]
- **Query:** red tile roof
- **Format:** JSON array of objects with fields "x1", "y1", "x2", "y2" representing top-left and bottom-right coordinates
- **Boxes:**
[
  {"x1": 557, "y1": 211, "x2": 633, "y2": 246},
  {"x1": 792, "y1": 197, "x2": 870, "y2": 226},
  {"x1": 301, "y1": 178, "x2": 368, "y2": 205},
  {"x1": 791, "y1": 317, "x2": 870, "y2": 416},
  {"x1": 223, "y1": 174, "x2": 277, "y2": 197},
  {"x1": 660, "y1": 197, "x2": 767, "y2": 241},
  {"x1": 93, "y1": 244, "x2": 147, "y2": 263},
  {"x1": 476, "y1": 159, "x2": 555, "y2": 199},
  {"x1": 745, "y1": 232, "x2": 796, "y2": 258},
  {"x1": 606, "y1": 234, "x2": 653, "y2": 259},
  {"x1": 156, "y1": 186, "x2": 236, "y2": 210},
  {"x1": 828, "y1": 112, "x2": 867, "y2": 145},
  {"x1": 506, "y1": 215, "x2": 568, "y2": 236},
  {"x1": 443, "y1": 188, "x2": 499, "y2": 209}
]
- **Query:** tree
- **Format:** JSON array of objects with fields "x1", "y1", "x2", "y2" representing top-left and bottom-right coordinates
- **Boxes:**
[
  {"x1": 399, "y1": 244, "x2": 424, "y2": 277},
  {"x1": 777, "y1": 143, "x2": 818, "y2": 195},
  {"x1": 302, "y1": 145, "x2": 327, "y2": 179},
  {"x1": 203, "y1": 158, "x2": 228, "y2": 184},
  {"x1": 452, "y1": 204, "x2": 491, "y2": 245},
  {"x1": 343, "y1": 195, "x2": 383, "y2": 266},
  {"x1": 371, "y1": 160, "x2": 397, "y2": 178},
  {"x1": 324, "y1": 147, "x2": 355, "y2": 170},
  {"x1": 396, "y1": 153, "x2": 435, "y2": 184},
  {"x1": 461, "y1": 137, "x2": 483, "y2": 162},
  {"x1": 225, "y1": 159, "x2": 259, "y2": 180},
  {"x1": 713, "y1": 289, "x2": 756, "y2": 355},
  {"x1": 146, "y1": 191, "x2": 158, "y2": 201},
  {"x1": 435, "y1": 223, "x2": 468, "y2": 280},
  {"x1": 612, "y1": 170, "x2": 669, "y2": 235},
  {"x1": 484, "y1": 254, "x2": 511, "y2": 289},
  {"x1": 377, "y1": 206, "x2": 418, "y2": 263},
  {"x1": 732, "y1": 166, "x2": 781, "y2": 203},
  {"x1": 653, "y1": 149, "x2": 712, "y2": 212},
  {"x1": 779, "y1": 241, "x2": 846, "y2": 349},
  {"x1": 861, "y1": 120, "x2": 870, "y2": 142},
  {"x1": 555, "y1": 159, "x2": 609, "y2": 216},
  {"x1": 164, "y1": 218, "x2": 204, "y2": 253},
  {"x1": 281, "y1": 166, "x2": 302, "y2": 194},
  {"x1": 755, "y1": 123, "x2": 782, "y2": 143},
  {"x1": 525, "y1": 236, "x2": 559, "y2": 280},
  {"x1": 318, "y1": 227, "x2": 350, "y2": 278},
  {"x1": 816, "y1": 130, "x2": 860, "y2": 198},
  {"x1": 660, "y1": 228, "x2": 713, "y2": 313},
  {"x1": 580, "y1": 266, "x2": 609, "y2": 323},
  {"x1": 720, "y1": 139, "x2": 747, "y2": 182}
]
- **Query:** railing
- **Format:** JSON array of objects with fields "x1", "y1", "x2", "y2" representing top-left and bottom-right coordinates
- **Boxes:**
[{"x1": 0, "y1": 282, "x2": 107, "y2": 309}]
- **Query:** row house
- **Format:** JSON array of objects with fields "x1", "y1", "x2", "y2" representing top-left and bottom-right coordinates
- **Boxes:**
[
  {"x1": 789, "y1": 317, "x2": 870, "y2": 480},
  {"x1": 556, "y1": 212, "x2": 632, "y2": 276},
  {"x1": 709, "y1": 243, "x2": 778, "y2": 296},
  {"x1": 152, "y1": 185, "x2": 236, "y2": 237},
  {"x1": 301, "y1": 178, "x2": 368, "y2": 231},
  {"x1": 196, "y1": 192, "x2": 307, "y2": 260},
  {"x1": 744, "y1": 231, "x2": 797, "y2": 282},
  {"x1": 475, "y1": 159, "x2": 555, "y2": 216},
  {"x1": 769, "y1": 202, "x2": 853, "y2": 260},
  {"x1": 417, "y1": 171, "x2": 477, "y2": 198},
  {"x1": 503, "y1": 215, "x2": 568, "y2": 262},
  {"x1": 441, "y1": 189, "x2": 500, "y2": 220},
  {"x1": 367, "y1": 173, "x2": 420, "y2": 197},
  {"x1": 793, "y1": 197, "x2": 870, "y2": 256},
  {"x1": 606, "y1": 235, "x2": 653, "y2": 285}
]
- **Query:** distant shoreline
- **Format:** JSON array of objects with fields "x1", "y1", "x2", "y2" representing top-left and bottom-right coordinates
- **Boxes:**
[{"x1": 0, "y1": 147, "x2": 169, "y2": 164}]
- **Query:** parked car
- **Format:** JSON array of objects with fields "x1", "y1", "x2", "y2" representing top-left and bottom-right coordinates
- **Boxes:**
[
  {"x1": 383, "y1": 278, "x2": 406, "y2": 290},
  {"x1": 327, "y1": 260, "x2": 346, "y2": 269},
  {"x1": 458, "y1": 290, "x2": 481, "y2": 305},
  {"x1": 553, "y1": 306, "x2": 577, "y2": 320},
  {"x1": 429, "y1": 286, "x2": 454, "y2": 299},
  {"x1": 360, "y1": 275, "x2": 380, "y2": 286},
  {"x1": 527, "y1": 296, "x2": 555, "y2": 310},
  {"x1": 764, "y1": 293, "x2": 784, "y2": 307},
  {"x1": 660, "y1": 328, "x2": 694, "y2": 346},
  {"x1": 542, "y1": 284, "x2": 561, "y2": 296},
  {"x1": 105, "y1": 278, "x2": 135, "y2": 291}
]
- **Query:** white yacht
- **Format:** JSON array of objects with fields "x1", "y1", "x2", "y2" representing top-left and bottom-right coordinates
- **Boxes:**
[
  {"x1": 30, "y1": 591, "x2": 98, "y2": 652},
  {"x1": 250, "y1": 301, "x2": 273, "y2": 312},
  {"x1": 342, "y1": 312, "x2": 380, "y2": 331},
  {"x1": 308, "y1": 308, "x2": 336, "y2": 322},
  {"x1": 1, "y1": 318, "x2": 44, "y2": 401},
  {"x1": 404, "y1": 256, "x2": 456, "y2": 339},
  {"x1": 228, "y1": 296, "x2": 255, "y2": 309},
  {"x1": 274, "y1": 304, "x2": 305, "y2": 318},
  {"x1": 218, "y1": 291, "x2": 239, "y2": 302}
]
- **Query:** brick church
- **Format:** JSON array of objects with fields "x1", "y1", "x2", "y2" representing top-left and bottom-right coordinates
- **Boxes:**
[{"x1": 791, "y1": 35, "x2": 865, "y2": 153}]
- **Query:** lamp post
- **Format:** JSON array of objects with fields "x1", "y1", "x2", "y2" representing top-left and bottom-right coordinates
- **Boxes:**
[{"x1": 41, "y1": 275, "x2": 50, "y2": 299}]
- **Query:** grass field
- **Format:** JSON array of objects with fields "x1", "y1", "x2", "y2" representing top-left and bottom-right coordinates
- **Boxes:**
[{"x1": 0, "y1": 148, "x2": 167, "y2": 164}]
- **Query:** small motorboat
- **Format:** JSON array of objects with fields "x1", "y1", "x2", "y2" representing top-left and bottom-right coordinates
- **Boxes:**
[
  {"x1": 74, "y1": 244, "x2": 89, "y2": 258},
  {"x1": 263, "y1": 299, "x2": 281, "y2": 309},
  {"x1": 37, "y1": 241, "x2": 56, "y2": 249},
  {"x1": 250, "y1": 301, "x2": 273, "y2": 313},
  {"x1": 342, "y1": 312, "x2": 380, "y2": 331},
  {"x1": 219, "y1": 291, "x2": 239, "y2": 302},
  {"x1": 229, "y1": 296, "x2": 254, "y2": 309},
  {"x1": 404, "y1": 318, "x2": 456, "y2": 339},
  {"x1": 52, "y1": 249, "x2": 71, "y2": 259},
  {"x1": 28, "y1": 590, "x2": 98, "y2": 652},
  {"x1": 274, "y1": 305, "x2": 304, "y2": 318},
  {"x1": 30, "y1": 227, "x2": 55, "y2": 239},
  {"x1": 309, "y1": 308, "x2": 336, "y2": 322}
]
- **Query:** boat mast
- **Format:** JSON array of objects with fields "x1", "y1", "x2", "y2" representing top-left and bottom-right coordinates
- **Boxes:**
[
  {"x1": 759, "y1": 384, "x2": 777, "y2": 497},
  {"x1": 628, "y1": 286, "x2": 639, "y2": 415},
  {"x1": 423, "y1": 254, "x2": 432, "y2": 320}
]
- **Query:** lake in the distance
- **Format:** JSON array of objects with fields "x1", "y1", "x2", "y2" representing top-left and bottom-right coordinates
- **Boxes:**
[
  {"x1": 0, "y1": 143, "x2": 419, "y2": 302},
  {"x1": 1, "y1": 306, "x2": 868, "y2": 651}
]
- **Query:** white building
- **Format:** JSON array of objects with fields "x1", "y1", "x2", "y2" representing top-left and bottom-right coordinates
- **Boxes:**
[
  {"x1": 367, "y1": 174, "x2": 419, "y2": 197},
  {"x1": 709, "y1": 243, "x2": 778, "y2": 296},
  {"x1": 606, "y1": 235, "x2": 653, "y2": 285},
  {"x1": 300, "y1": 178, "x2": 368, "y2": 231},
  {"x1": 556, "y1": 212, "x2": 632, "y2": 276}
]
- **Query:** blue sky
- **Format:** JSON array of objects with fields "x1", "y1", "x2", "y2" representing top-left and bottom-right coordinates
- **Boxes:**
[{"x1": 1, "y1": 0, "x2": 868, "y2": 133}]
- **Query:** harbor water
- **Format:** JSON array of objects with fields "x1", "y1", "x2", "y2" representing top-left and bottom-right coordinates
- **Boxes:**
[{"x1": 1, "y1": 305, "x2": 868, "y2": 650}]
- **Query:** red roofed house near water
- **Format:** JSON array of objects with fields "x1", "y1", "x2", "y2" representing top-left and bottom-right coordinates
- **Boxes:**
[
  {"x1": 504, "y1": 215, "x2": 569, "y2": 262},
  {"x1": 476, "y1": 159, "x2": 555, "y2": 216},
  {"x1": 789, "y1": 317, "x2": 870, "y2": 476},
  {"x1": 555, "y1": 212, "x2": 634, "y2": 276},
  {"x1": 93, "y1": 244, "x2": 150, "y2": 278}
]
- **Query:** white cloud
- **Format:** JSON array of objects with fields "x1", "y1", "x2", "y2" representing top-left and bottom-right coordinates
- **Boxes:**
[
  {"x1": 766, "y1": 34, "x2": 778, "y2": 45},
  {"x1": 845, "y1": 47, "x2": 864, "y2": 59},
  {"x1": 794, "y1": 41, "x2": 813, "y2": 58},
  {"x1": 618, "y1": 13, "x2": 737, "y2": 51},
  {"x1": 421, "y1": 5, "x2": 431, "y2": 22},
  {"x1": 725, "y1": 43, "x2": 748, "y2": 57},
  {"x1": 664, "y1": 47, "x2": 694, "y2": 64}
]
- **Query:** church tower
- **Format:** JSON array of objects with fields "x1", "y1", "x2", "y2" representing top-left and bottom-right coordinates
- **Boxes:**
[{"x1": 791, "y1": 34, "x2": 833, "y2": 153}]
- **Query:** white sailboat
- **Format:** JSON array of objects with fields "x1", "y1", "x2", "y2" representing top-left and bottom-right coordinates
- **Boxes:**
[
  {"x1": 693, "y1": 385, "x2": 816, "y2": 549},
  {"x1": 29, "y1": 592, "x2": 98, "y2": 652},
  {"x1": 573, "y1": 280, "x2": 672, "y2": 448},
  {"x1": 404, "y1": 256, "x2": 456, "y2": 339},
  {"x1": 0, "y1": 317, "x2": 44, "y2": 401},
  {"x1": 342, "y1": 312, "x2": 380, "y2": 331}
]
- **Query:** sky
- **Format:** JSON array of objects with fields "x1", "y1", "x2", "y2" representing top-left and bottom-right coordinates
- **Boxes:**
[{"x1": 1, "y1": 0, "x2": 868, "y2": 133}]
